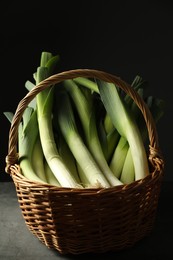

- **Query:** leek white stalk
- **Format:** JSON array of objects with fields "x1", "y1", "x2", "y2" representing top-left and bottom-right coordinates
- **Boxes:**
[
  {"x1": 64, "y1": 79, "x2": 123, "y2": 186},
  {"x1": 76, "y1": 163, "x2": 93, "y2": 188},
  {"x1": 120, "y1": 149, "x2": 134, "y2": 184},
  {"x1": 32, "y1": 135, "x2": 47, "y2": 182},
  {"x1": 120, "y1": 95, "x2": 164, "y2": 183},
  {"x1": 54, "y1": 130, "x2": 81, "y2": 184},
  {"x1": 110, "y1": 137, "x2": 129, "y2": 179},
  {"x1": 71, "y1": 77, "x2": 120, "y2": 163},
  {"x1": 18, "y1": 108, "x2": 46, "y2": 183},
  {"x1": 97, "y1": 79, "x2": 149, "y2": 181},
  {"x1": 109, "y1": 88, "x2": 144, "y2": 181},
  {"x1": 4, "y1": 101, "x2": 46, "y2": 183},
  {"x1": 44, "y1": 160, "x2": 60, "y2": 186},
  {"x1": 105, "y1": 76, "x2": 146, "y2": 163},
  {"x1": 36, "y1": 52, "x2": 81, "y2": 188},
  {"x1": 57, "y1": 91, "x2": 111, "y2": 188}
]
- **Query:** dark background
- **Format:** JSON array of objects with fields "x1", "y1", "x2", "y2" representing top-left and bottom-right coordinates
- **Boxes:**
[{"x1": 1, "y1": 0, "x2": 173, "y2": 182}]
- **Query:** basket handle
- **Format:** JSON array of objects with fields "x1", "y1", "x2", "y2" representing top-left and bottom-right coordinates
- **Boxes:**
[{"x1": 5, "y1": 69, "x2": 164, "y2": 174}]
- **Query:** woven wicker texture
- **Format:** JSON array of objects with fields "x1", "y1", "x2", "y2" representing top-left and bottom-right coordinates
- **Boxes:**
[{"x1": 5, "y1": 69, "x2": 164, "y2": 254}]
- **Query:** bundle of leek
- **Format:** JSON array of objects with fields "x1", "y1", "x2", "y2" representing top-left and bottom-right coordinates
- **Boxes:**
[{"x1": 4, "y1": 51, "x2": 164, "y2": 188}]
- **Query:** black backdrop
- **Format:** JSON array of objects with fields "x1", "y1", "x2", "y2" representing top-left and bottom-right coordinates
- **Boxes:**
[{"x1": 1, "y1": 0, "x2": 173, "y2": 182}]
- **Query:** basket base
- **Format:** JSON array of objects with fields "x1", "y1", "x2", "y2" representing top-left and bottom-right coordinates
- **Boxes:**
[
  {"x1": 25, "y1": 224, "x2": 154, "y2": 255},
  {"x1": 11, "y1": 167, "x2": 163, "y2": 255}
]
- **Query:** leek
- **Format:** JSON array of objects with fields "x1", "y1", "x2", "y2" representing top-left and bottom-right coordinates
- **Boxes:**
[
  {"x1": 25, "y1": 77, "x2": 47, "y2": 182},
  {"x1": 97, "y1": 79, "x2": 149, "y2": 181},
  {"x1": 108, "y1": 75, "x2": 148, "y2": 182},
  {"x1": 109, "y1": 88, "x2": 144, "y2": 180},
  {"x1": 57, "y1": 90, "x2": 110, "y2": 188},
  {"x1": 4, "y1": 109, "x2": 46, "y2": 183},
  {"x1": 4, "y1": 49, "x2": 164, "y2": 189},
  {"x1": 44, "y1": 160, "x2": 60, "y2": 186},
  {"x1": 120, "y1": 95, "x2": 164, "y2": 183},
  {"x1": 32, "y1": 134, "x2": 47, "y2": 182},
  {"x1": 53, "y1": 126, "x2": 81, "y2": 184},
  {"x1": 110, "y1": 137, "x2": 129, "y2": 179},
  {"x1": 104, "y1": 75, "x2": 147, "y2": 163},
  {"x1": 35, "y1": 52, "x2": 81, "y2": 188},
  {"x1": 18, "y1": 108, "x2": 46, "y2": 182},
  {"x1": 73, "y1": 77, "x2": 99, "y2": 93},
  {"x1": 71, "y1": 77, "x2": 120, "y2": 162},
  {"x1": 64, "y1": 79, "x2": 123, "y2": 186}
]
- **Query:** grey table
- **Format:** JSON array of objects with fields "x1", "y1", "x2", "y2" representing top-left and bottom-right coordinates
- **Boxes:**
[{"x1": 0, "y1": 181, "x2": 172, "y2": 260}]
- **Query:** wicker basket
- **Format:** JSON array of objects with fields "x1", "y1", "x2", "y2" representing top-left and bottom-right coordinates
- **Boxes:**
[{"x1": 5, "y1": 69, "x2": 164, "y2": 255}]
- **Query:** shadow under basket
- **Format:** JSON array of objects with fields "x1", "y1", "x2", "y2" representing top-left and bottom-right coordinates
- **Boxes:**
[{"x1": 5, "y1": 69, "x2": 164, "y2": 255}]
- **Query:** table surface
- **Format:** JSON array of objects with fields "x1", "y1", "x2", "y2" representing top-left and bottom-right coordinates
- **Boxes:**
[{"x1": 0, "y1": 181, "x2": 172, "y2": 260}]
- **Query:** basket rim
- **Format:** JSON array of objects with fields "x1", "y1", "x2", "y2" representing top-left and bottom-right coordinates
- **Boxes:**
[{"x1": 10, "y1": 163, "x2": 164, "y2": 194}]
